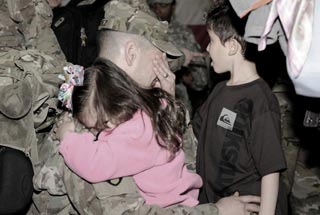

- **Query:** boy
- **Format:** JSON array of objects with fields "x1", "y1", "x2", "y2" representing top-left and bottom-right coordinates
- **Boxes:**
[{"x1": 193, "y1": 4, "x2": 287, "y2": 215}]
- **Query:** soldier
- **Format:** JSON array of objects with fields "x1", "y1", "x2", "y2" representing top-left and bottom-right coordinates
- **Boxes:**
[
  {"x1": 0, "y1": 0, "x2": 66, "y2": 213},
  {"x1": 148, "y1": 0, "x2": 211, "y2": 115}
]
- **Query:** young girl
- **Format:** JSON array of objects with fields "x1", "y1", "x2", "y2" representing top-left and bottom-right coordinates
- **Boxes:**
[{"x1": 55, "y1": 59, "x2": 202, "y2": 208}]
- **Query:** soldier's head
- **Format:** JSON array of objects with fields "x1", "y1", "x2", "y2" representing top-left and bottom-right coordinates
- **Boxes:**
[
  {"x1": 148, "y1": 0, "x2": 176, "y2": 22},
  {"x1": 97, "y1": 0, "x2": 182, "y2": 88}
]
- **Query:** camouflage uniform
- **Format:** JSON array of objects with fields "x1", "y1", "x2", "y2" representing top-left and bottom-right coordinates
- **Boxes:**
[
  {"x1": 168, "y1": 19, "x2": 210, "y2": 92},
  {"x1": 290, "y1": 158, "x2": 320, "y2": 215},
  {"x1": 0, "y1": 0, "x2": 66, "y2": 212},
  {"x1": 168, "y1": 19, "x2": 210, "y2": 114},
  {"x1": 273, "y1": 82, "x2": 320, "y2": 215},
  {"x1": 273, "y1": 83, "x2": 301, "y2": 193},
  {"x1": 0, "y1": 0, "x2": 65, "y2": 172},
  {"x1": 119, "y1": 0, "x2": 156, "y2": 15},
  {"x1": 147, "y1": 0, "x2": 210, "y2": 114},
  {"x1": 28, "y1": 1, "x2": 219, "y2": 214}
]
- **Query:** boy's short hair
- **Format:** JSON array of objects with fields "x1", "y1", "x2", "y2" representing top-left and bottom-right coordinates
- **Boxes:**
[{"x1": 206, "y1": 4, "x2": 247, "y2": 54}]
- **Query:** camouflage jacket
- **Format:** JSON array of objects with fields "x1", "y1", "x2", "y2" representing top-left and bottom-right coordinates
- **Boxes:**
[
  {"x1": 0, "y1": 48, "x2": 64, "y2": 162},
  {"x1": 119, "y1": 0, "x2": 156, "y2": 16},
  {"x1": 0, "y1": 0, "x2": 66, "y2": 158},
  {"x1": 168, "y1": 19, "x2": 210, "y2": 91}
]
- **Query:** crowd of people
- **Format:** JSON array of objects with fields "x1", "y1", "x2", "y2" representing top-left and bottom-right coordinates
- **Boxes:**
[{"x1": 0, "y1": 0, "x2": 319, "y2": 214}]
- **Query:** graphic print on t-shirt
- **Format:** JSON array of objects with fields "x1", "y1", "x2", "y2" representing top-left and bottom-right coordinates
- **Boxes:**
[
  {"x1": 215, "y1": 98, "x2": 253, "y2": 196},
  {"x1": 217, "y1": 107, "x2": 237, "y2": 130}
]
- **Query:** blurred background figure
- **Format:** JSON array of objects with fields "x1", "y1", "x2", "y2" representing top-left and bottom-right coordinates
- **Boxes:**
[
  {"x1": 51, "y1": 0, "x2": 109, "y2": 67},
  {"x1": 148, "y1": 0, "x2": 211, "y2": 116},
  {"x1": 174, "y1": 0, "x2": 213, "y2": 51}
]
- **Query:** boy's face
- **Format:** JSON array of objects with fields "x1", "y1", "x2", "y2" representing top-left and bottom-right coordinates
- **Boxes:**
[{"x1": 206, "y1": 29, "x2": 231, "y2": 73}]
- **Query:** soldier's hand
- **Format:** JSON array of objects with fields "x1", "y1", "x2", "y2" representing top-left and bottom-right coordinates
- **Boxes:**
[
  {"x1": 55, "y1": 112, "x2": 75, "y2": 141},
  {"x1": 152, "y1": 53, "x2": 175, "y2": 96},
  {"x1": 215, "y1": 192, "x2": 260, "y2": 215}
]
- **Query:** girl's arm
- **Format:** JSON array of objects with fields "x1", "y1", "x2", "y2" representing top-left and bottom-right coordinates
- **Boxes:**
[
  {"x1": 58, "y1": 111, "x2": 168, "y2": 183},
  {"x1": 259, "y1": 172, "x2": 279, "y2": 215}
]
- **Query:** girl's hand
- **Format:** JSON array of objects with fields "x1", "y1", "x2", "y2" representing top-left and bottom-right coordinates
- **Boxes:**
[
  {"x1": 55, "y1": 112, "x2": 75, "y2": 141},
  {"x1": 152, "y1": 53, "x2": 175, "y2": 96}
]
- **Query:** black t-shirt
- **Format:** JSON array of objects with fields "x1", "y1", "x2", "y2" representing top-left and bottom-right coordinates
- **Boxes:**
[{"x1": 193, "y1": 79, "x2": 287, "y2": 214}]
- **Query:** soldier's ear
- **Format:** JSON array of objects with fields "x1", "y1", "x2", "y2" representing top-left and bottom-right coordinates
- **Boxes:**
[
  {"x1": 124, "y1": 41, "x2": 137, "y2": 66},
  {"x1": 227, "y1": 39, "x2": 239, "y2": 56}
]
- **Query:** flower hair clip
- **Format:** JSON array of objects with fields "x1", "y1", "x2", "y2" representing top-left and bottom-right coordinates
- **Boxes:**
[{"x1": 58, "y1": 65, "x2": 84, "y2": 110}]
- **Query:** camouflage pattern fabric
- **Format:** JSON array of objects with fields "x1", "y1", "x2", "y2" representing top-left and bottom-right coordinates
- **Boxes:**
[
  {"x1": 168, "y1": 20, "x2": 210, "y2": 92},
  {"x1": 291, "y1": 159, "x2": 320, "y2": 215},
  {"x1": 0, "y1": 48, "x2": 64, "y2": 162},
  {"x1": 119, "y1": 0, "x2": 156, "y2": 16},
  {"x1": 273, "y1": 83, "x2": 301, "y2": 193},
  {"x1": 99, "y1": 0, "x2": 182, "y2": 58},
  {"x1": 273, "y1": 82, "x2": 320, "y2": 215},
  {"x1": 0, "y1": 0, "x2": 24, "y2": 48},
  {"x1": 0, "y1": 0, "x2": 67, "y2": 156},
  {"x1": 4, "y1": 0, "x2": 66, "y2": 62},
  {"x1": 176, "y1": 83, "x2": 193, "y2": 120},
  {"x1": 168, "y1": 19, "x2": 210, "y2": 114}
]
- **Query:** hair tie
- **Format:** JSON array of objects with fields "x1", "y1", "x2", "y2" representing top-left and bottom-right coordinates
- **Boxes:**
[{"x1": 58, "y1": 65, "x2": 84, "y2": 110}]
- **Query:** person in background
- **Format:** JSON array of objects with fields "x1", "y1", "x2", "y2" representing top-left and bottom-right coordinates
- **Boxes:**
[{"x1": 148, "y1": 0, "x2": 211, "y2": 116}]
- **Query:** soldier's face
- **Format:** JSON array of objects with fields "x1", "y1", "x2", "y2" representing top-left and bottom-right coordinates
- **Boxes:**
[{"x1": 134, "y1": 46, "x2": 164, "y2": 88}]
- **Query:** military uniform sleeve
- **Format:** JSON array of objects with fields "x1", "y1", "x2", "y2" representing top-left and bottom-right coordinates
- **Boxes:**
[{"x1": 134, "y1": 202, "x2": 219, "y2": 214}]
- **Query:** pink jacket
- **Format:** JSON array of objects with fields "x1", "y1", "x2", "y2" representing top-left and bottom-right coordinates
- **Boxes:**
[{"x1": 59, "y1": 110, "x2": 202, "y2": 207}]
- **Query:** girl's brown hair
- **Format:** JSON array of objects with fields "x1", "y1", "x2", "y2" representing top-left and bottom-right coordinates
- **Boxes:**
[{"x1": 72, "y1": 58, "x2": 186, "y2": 159}]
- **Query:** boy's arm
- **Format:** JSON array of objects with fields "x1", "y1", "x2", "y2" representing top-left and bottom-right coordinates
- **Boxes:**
[{"x1": 259, "y1": 172, "x2": 279, "y2": 215}]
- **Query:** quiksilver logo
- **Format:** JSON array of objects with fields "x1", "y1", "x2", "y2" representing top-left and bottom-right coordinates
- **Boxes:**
[
  {"x1": 219, "y1": 114, "x2": 231, "y2": 125},
  {"x1": 217, "y1": 108, "x2": 237, "y2": 130}
]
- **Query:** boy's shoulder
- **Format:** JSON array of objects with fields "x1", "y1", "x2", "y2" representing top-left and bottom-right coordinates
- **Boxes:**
[{"x1": 251, "y1": 79, "x2": 280, "y2": 112}]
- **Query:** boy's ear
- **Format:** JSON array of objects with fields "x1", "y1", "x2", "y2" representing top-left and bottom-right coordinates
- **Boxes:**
[
  {"x1": 124, "y1": 41, "x2": 137, "y2": 66},
  {"x1": 227, "y1": 39, "x2": 239, "y2": 56}
]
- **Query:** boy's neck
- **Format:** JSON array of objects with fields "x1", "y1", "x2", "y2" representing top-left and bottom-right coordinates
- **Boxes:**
[{"x1": 227, "y1": 58, "x2": 259, "y2": 86}]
